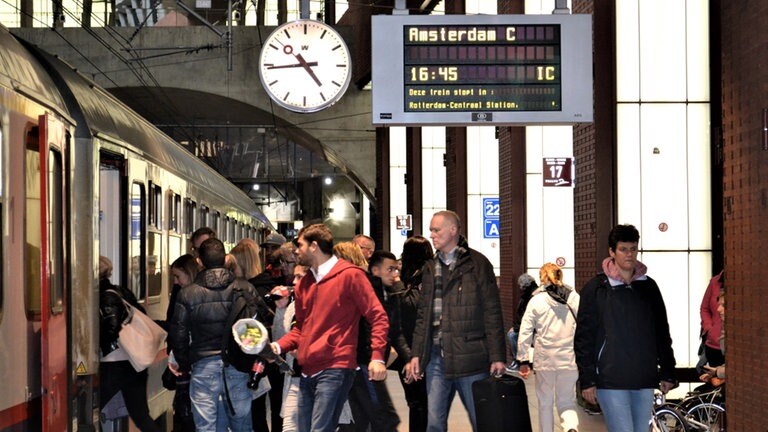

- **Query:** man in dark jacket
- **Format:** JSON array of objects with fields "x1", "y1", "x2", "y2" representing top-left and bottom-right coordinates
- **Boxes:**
[
  {"x1": 574, "y1": 224, "x2": 676, "y2": 432},
  {"x1": 407, "y1": 210, "x2": 506, "y2": 432},
  {"x1": 169, "y1": 238, "x2": 259, "y2": 432},
  {"x1": 343, "y1": 250, "x2": 402, "y2": 432}
]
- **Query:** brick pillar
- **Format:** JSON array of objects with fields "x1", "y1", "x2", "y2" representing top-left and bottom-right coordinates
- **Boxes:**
[{"x1": 720, "y1": 0, "x2": 768, "y2": 427}]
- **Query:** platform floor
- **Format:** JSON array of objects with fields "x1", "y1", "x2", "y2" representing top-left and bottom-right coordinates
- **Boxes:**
[{"x1": 385, "y1": 370, "x2": 608, "y2": 432}]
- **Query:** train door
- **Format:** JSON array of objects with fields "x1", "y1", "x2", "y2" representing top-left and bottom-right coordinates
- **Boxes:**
[{"x1": 38, "y1": 114, "x2": 68, "y2": 432}]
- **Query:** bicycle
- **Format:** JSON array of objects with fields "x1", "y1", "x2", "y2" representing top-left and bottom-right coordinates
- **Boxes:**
[
  {"x1": 651, "y1": 392, "x2": 688, "y2": 432},
  {"x1": 651, "y1": 385, "x2": 725, "y2": 432},
  {"x1": 679, "y1": 385, "x2": 726, "y2": 432}
]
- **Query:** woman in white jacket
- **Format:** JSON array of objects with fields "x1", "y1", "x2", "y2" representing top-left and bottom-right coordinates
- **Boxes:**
[{"x1": 517, "y1": 263, "x2": 580, "y2": 432}]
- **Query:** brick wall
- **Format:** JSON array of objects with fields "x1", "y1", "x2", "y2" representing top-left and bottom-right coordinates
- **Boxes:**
[{"x1": 720, "y1": 0, "x2": 768, "y2": 426}]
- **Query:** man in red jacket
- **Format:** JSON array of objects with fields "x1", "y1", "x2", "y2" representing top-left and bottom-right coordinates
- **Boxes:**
[{"x1": 271, "y1": 223, "x2": 389, "y2": 432}]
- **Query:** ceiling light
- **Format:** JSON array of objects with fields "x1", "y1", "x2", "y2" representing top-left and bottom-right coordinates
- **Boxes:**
[{"x1": 324, "y1": 177, "x2": 333, "y2": 185}]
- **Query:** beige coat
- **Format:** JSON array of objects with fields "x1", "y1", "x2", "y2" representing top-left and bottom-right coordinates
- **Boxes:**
[{"x1": 517, "y1": 287, "x2": 580, "y2": 371}]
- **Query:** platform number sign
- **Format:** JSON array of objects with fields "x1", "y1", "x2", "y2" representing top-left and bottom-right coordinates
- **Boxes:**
[
  {"x1": 483, "y1": 197, "x2": 500, "y2": 239},
  {"x1": 543, "y1": 157, "x2": 574, "y2": 187}
]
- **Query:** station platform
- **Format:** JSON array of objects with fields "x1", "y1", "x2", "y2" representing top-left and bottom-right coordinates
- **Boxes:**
[{"x1": 386, "y1": 370, "x2": 607, "y2": 432}]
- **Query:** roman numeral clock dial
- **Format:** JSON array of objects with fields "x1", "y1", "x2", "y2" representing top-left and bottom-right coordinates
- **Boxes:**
[{"x1": 258, "y1": 19, "x2": 352, "y2": 113}]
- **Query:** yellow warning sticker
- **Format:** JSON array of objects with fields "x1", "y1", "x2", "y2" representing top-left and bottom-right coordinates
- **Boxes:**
[{"x1": 76, "y1": 362, "x2": 87, "y2": 375}]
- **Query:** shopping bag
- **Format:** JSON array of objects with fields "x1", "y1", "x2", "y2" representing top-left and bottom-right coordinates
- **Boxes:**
[{"x1": 112, "y1": 292, "x2": 167, "y2": 372}]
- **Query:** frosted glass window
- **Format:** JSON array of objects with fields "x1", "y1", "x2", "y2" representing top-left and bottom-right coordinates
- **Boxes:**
[
  {"x1": 526, "y1": 127, "x2": 544, "y2": 168},
  {"x1": 640, "y1": 251, "x2": 710, "y2": 369},
  {"x1": 526, "y1": 174, "x2": 544, "y2": 264},
  {"x1": 639, "y1": 0, "x2": 687, "y2": 101},
  {"x1": 616, "y1": 0, "x2": 640, "y2": 102},
  {"x1": 389, "y1": 128, "x2": 407, "y2": 167},
  {"x1": 467, "y1": 0, "x2": 495, "y2": 15},
  {"x1": 421, "y1": 127, "x2": 446, "y2": 220},
  {"x1": 686, "y1": 5, "x2": 710, "y2": 101},
  {"x1": 542, "y1": 186, "x2": 575, "y2": 266},
  {"x1": 639, "y1": 104, "x2": 688, "y2": 250},
  {"x1": 390, "y1": 166, "x2": 407, "y2": 256},
  {"x1": 389, "y1": 128, "x2": 407, "y2": 254},
  {"x1": 616, "y1": 104, "x2": 642, "y2": 225},
  {"x1": 467, "y1": 127, "x2": 499, "y2": 195},
  {"x1": 687, "y1": 104, "x2": 711, "y2": 250}
]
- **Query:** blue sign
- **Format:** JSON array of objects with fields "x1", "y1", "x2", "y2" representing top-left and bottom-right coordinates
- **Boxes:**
[
  {"x1": 484, "y1": 220, "x2": 500, "y2": 238},
  {"x1": 483, "y1": 197, "x2": 500, "y2": 239}
]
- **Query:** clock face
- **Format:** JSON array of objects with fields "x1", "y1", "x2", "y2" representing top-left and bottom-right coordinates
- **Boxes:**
[{"x1": 259, "y1": 19, "x2": 352, "y2": 113}]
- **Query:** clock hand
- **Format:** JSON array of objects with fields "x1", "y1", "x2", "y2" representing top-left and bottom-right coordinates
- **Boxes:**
[
  {"x1": 294, "y1": 53, "x2": 322, "y2": 87},
  {"x1": 266, "y1": 61, "x2": 319, "y2": 69}
]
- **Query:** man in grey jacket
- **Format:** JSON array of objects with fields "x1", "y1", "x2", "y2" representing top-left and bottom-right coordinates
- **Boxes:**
[{"x1": 407, "y1": 210, "x2": 506, "y2": 432}]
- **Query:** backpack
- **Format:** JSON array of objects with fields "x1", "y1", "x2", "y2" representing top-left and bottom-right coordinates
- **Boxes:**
[{"x1": 221, "y1": 281, "x2": 263, "y2": 373}]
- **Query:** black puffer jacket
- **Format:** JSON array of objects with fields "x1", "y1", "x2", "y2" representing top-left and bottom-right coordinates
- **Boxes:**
[
  {"x1": 99, "y1": 278, "x2": 144, "y2": 357},
  {"x1": 411, "y1": 237, "x2": 506, "y2": 378},
  {"x1": 574, "y1": 274, "x2": 676, "y2": 390},
  {"x1": 169, "y1": 267, "x2": 264, "y2": 372}
]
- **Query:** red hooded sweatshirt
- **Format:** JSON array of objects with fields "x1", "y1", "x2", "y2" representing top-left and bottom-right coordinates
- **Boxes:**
[{"x1": 276, "y1": 258, "x2": 389, "y2": 376}]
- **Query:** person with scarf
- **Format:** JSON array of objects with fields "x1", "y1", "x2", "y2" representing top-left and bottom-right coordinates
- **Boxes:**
[
  {"x1": 574, "y1": 224, "x2": 676, "y2": 432},
  {"x1": 407, "y1": 210, "x2": 506, "y2": 432}
]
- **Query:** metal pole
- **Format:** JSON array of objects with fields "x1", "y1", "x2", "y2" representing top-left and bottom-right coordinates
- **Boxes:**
[
  {"x1": 393, "y1": 0, "x2": 408, "y2": 15},
  {"x1": 227, "y1": 0, "x2": 233, "y2": 70}
]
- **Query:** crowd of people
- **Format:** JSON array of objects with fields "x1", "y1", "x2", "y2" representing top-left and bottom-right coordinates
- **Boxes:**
[{"x1": 98, "y1": 216, "x2": 726, "y2": 432}]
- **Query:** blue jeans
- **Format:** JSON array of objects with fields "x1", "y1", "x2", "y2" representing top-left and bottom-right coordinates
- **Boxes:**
[
  {"x1": 425, "y1": 346, "x2": 488, "y2": 432},
  {"x1": 298, "y1": 368, "x2": 355, "y2": 432},
  {"x1": 596, "y1": 388, "x2": 654, "y2": 432},
  {"x1": 190, "y1": 356, "x2": 252, "y2": 432}
]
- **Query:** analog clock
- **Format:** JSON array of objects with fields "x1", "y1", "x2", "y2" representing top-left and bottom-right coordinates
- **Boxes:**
[{"x1": 259, "y1": 19, "x2": 352, "y2": 113}]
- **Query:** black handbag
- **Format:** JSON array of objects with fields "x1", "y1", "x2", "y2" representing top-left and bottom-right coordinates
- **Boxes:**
[{"x1": 162, "y1": 366, "x2": 177, "y2": 390}]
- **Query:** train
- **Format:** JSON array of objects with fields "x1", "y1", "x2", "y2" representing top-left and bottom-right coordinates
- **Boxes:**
[{"x1": 0, "y1": 24, "x2": 273, "y2": 431}]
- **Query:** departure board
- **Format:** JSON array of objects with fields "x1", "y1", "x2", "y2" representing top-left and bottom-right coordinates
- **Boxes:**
[{"x1": 372, "y1": 15, "x2": 593, "y2": 126}]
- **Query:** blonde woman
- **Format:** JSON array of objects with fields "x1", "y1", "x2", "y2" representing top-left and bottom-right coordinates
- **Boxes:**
[
  {"x1": 230, "y1": 237, "x2": 281, "y2": 432},
  {"x1": 517, "y1": 263, "x2": 580, "y2": 432},
  {"x1": 333, "y1": 241, "x2": 368, "y2": 269}
]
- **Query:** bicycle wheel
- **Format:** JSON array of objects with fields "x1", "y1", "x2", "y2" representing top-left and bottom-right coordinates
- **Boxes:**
[
  {"x1": 653, "y1": 407, "x2": 690, "y2": 432},
  {"x1": 686, "y1": 402, "x2": 725, "y2": 432}
]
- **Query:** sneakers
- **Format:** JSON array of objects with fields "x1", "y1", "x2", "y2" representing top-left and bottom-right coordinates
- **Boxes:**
[
  {"x1": 582, "y1": 405, "x2": 602, "y2": 415},
  {"x1": 505, "y1": 361, "x2": 519, "y2": 373}
]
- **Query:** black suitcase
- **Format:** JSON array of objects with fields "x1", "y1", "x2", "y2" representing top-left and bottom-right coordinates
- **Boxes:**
[{"x1": 472, "y1": 374, "x2": 532, "y2": 432}]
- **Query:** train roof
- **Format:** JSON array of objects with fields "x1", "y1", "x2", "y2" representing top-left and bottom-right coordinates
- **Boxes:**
[
  {"x1": 0, "y1": 24, "x2": 70, "y2": 119},
  {"x1": 6, "y1": 28, "x2": 272, "y2": 229}
]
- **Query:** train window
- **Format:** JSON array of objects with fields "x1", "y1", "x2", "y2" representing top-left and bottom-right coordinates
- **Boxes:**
[
  {"x1": 213, "y1": 211, "x2": 221, "y2": 235},
  {"x1": 25, "y1": 127, "x2": 42, "y2": 319},
  {"x1": 148, "y1": 183, "x2": 162, "y2": 229},
  {"x1": 147, "y1": 232, "x2": 162, "y2": 299},
  {"x1": 200, "y1": 205, "x2": 209, "y2": 229},
  {"x1": 229, "y1": 218, "x2": 236, "y2": 243},
  {"x1": 168, "y1": 192, "x2": 180, "y2": 233},
  {"x1": 130, "y1": 183, "x2": 146, "y2": 300},
  {"x1": 185, "y1": 199, "x2": 196, "y2": 234},
  {"x1": 48, "y1": 149, "x2": 64, "y2": 314}
]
